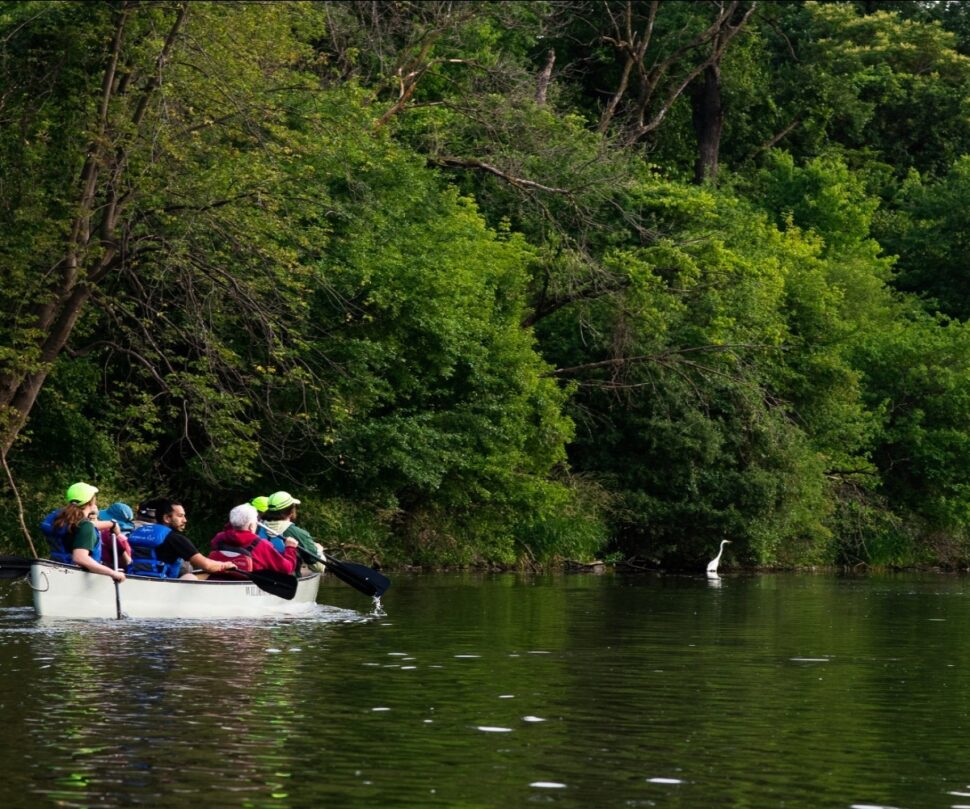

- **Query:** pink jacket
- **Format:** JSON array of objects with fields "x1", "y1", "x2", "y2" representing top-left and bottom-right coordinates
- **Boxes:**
[{"x1": 208, "y1": 527, "x2": 298, "y2": 575}]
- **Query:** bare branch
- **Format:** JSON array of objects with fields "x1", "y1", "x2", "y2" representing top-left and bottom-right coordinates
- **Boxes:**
[
  {"x1": 547, "y1": 343, "x2": 781, "y2": 377},
  {"x1": 1, "y1": 449, "x2": 37, "y2": 556},
  {"x1": 598, "y1": 0, "x2": 658, "y2": 133},
  {"x1": 163, "y1": 192, "x2": 261, "y2": 214},
  {"x1": 433, "y1": 156, "x2": 572, "y2": 194},
  {"x1": 522, "y1": 273, "x2": 633, "y2": 328},
  {"x1": 629, "y1": 2, "x2": 757, "y2": 140},
  {"x1": 749, "y1": 115, "x2": 802, "y2": 159}
]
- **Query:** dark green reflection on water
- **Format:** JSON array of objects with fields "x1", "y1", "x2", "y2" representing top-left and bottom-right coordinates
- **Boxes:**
[{"x1": 2, "y1": 572, "x2": 970, "y2": 808}]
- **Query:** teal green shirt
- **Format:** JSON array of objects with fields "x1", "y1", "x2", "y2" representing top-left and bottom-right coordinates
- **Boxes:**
[
  {"x1": 71, "y1": 520, "x2": 100, "y2": 553},
  {"x1": 282, "y1": 524, "x2": 317, "y2": 555}
]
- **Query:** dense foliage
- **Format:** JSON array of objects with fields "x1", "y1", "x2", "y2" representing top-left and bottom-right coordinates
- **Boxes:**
[{"x1": 0, "y1": 0, "x2": 967, "y2": 569}]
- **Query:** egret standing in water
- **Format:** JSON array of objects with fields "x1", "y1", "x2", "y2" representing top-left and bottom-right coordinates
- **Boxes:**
[{"x1": 706, "y1": 540, "x2": 732, "y2": 575}]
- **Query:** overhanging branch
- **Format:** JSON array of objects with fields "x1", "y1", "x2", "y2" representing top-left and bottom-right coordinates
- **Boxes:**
[
  {"x1": 432, "y1": 156, "x2": 572, "y2": 194},
  {"x1": 547, "y1": 343, "x2": 782, "y2": 377}
]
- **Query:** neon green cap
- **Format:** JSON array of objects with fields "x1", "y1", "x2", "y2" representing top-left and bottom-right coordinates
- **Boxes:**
[
  {"x1": 65, "y1": 481, "x2": 99, "y2": 505},
  {"x1": 249, "y1": 496, "x2": 269, "y2": 513},
  {"x1": 266, "y1": 491, "x2": 301, "y2": 510}
]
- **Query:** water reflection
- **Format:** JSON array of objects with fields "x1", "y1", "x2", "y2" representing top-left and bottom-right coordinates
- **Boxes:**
[
  {"x1": 0, "y1": 598, "x2": 372, "y2": 808},
  {"x1": 3, "y1": 572, "x2": 970, "y2": 807}
]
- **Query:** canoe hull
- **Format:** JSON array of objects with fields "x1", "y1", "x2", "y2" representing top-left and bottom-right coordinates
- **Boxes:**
[{"x1": 30, "y1": 559, "x2": 320, "y2": 619}]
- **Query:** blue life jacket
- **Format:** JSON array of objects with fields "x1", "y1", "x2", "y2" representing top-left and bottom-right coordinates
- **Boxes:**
[
  {"x1": 40, "y1": 509, "x2": 103, "y2": 565},
  {"x1": 256, "y1": 524, "x2": 286, "y2": 553},
  {"x1": 127, "y1": 523, "x2": 182, "y2": 579}
]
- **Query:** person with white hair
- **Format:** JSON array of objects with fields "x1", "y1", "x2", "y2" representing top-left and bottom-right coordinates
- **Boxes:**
[{"x1": 207, "y1": 502, "x2": 299, "y2": 577}]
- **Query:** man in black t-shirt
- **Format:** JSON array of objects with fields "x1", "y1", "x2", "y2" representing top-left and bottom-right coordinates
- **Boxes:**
[{"x1": 134, "y1": 498, "x2": 234, "y2": 578}]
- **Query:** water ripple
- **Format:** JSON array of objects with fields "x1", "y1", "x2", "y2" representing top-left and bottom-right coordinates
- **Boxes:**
[{"x1": 3, "y1": 571, "x2": 970, "y2": 808}]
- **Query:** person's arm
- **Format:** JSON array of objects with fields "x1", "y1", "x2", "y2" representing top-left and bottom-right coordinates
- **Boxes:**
[
  {"x1": 164, "y1": 532, "x2": 235, "y2": 574},
  {"x1": 96, "y1": 518, "x2": 128, "y2": 547},
  {"x1": 286, "y1": 525, "x2": 318, "y2": 555},
  {"x1": 100, "y1": 527, "x2": 132, "y2": 568},
  {"x1": 282, "y1": 539, "x2": 299, "y2": 574},
  {"x1": 187, "y1": 552, "x2": 235, "y2": 574},
  {"x1": 263, "y1": 538, "x2": 298, "y2": 574},
  {"x1": 250, "y1": 540, "x2": 297, "y2": 574},
  {"x1": 117, "y1": 540, "x2": 132, "y2": 568},
  {"x1": 72, "y1": 547, "x2": 125, "y2": 582}
]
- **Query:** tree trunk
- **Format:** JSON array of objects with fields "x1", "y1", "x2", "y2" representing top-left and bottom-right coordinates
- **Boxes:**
[
  {"x1": 1, "y1": 286, "x2": 94, "y2": 455},
  {"x1": 0, "y1": 2, "x2": 187, "y2": 455},
  {"x1": 535, "y1": 49, "x2": 555, "y2": 105},
  {"x1": 691, "y1": 63, "x2": 723, "y2": 184}
]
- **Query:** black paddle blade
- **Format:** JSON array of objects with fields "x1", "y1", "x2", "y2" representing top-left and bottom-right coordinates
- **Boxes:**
[
  {"x1": 298, "y1": 548, "x2": 390, "y2": 598},
  {"x1": 332, "y1": 559, "x2": 391, "y2": 598},
  {"x1": 326, "y1": 560, "x2": 380, "y2": 597},
  {"x1": 0, "y1": 557, "x2": 33, "y2": 580},
  {"x1": 241, "y1": 569, "x2": 298, "y2": 600}
]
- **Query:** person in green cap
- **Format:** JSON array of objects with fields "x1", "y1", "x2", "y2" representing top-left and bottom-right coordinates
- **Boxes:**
[
  {"x1": 39, "y1": 482, "x2": 127, "y2": 582},
  {"x1": 259, "y1": 491, "x2": 324, "y2": 571},
  {"x1": 249, "y1": 496, "x2": 269, "y2": 516}
]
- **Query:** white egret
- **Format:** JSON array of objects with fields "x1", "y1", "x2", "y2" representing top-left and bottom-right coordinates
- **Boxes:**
[{"x1": 706, "y1": 540, "x2": 732, "y2": 575}]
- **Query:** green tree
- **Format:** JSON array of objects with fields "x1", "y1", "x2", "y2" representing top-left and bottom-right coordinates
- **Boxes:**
[
  {"x1": 3, "y1": 0, "x2": 968, "y2": 569},
  {"x1": 536, "y1": 178, "x2": 874, "y2": 567},
  {"x1": 734, "y1": 3, "x2": 970, "y2": 179},
  {"x1": 303, "y1": 153, "x2": 590, "y2": 563},
  {"x1": 0, "y1": 1, "x2": 329, "y2": 466},
  {"x1": 2, "y1": 1, "x2": 595, "y2": 564},
  {"x1": 874, "y1": 157, "x2": 970, "y2": 320},
  {"x1": 853, "y1": 313, "x2": 970, "y2": 562}
]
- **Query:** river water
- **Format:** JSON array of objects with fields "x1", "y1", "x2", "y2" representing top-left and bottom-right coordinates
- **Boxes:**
[{"x1": 1, "y1": 570, "x2": 969, "y2": 808}]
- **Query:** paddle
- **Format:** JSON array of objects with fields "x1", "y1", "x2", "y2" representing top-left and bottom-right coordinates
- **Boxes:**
[
  {"x1": 257, "y1": 523, "x2": 390, "y2": 598},
  {"x1": 111, "y1": 534, "x2": 124, "y2": 619},
  {"x1": 297, "y1": 546, "x2": 390, "y2": 598},
  {"x1": 0, "y1": 556, "x2": 33, "y2": 580},
  {"x1": 231, "y1": 567, "x2": 298, "y2": 600}
]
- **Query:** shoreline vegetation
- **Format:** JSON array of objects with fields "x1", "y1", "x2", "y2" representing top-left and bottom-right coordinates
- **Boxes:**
[{"x1": 0, "y1": 1, "x2": 967, "y2": 572}]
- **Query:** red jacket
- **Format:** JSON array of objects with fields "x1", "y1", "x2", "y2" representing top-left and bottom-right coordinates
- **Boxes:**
[{"x1": 208, "y1": 527, "x2": 298, "y2": 575}]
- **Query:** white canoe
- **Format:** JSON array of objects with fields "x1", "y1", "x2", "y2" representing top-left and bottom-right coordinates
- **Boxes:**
[{"x1": 29, "y1": 559, "x2": 321, "y2": 619}]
